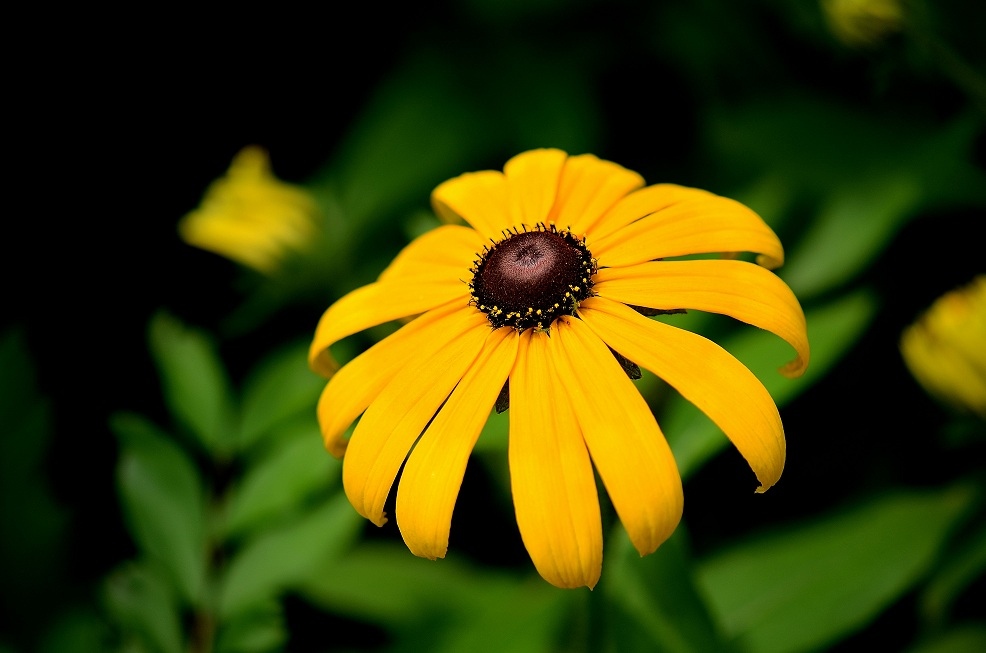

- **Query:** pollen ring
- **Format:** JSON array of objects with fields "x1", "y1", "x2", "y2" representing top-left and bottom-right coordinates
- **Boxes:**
[{"x1": 468, "y1": 223, "x2": 596, "y2": 331}]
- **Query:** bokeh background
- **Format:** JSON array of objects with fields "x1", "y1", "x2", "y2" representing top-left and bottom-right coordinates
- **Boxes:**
[{"x1": 4, "y1": 0, "x2": 984, "y2": 651}]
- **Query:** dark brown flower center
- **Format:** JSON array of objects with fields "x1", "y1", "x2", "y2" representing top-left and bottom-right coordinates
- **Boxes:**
[{"x1": 469, "y1": 224, "x2": 596, "y2": 331}]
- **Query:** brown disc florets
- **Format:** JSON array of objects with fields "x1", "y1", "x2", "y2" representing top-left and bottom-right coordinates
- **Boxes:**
[{"x1": 469, "y1": 223, "x2": 596, "y2": 331}]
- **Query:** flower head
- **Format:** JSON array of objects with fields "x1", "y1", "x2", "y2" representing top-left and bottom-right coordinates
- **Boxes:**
[
  {"x1": 179, "y1": 146, "x2": 318, "y2": 274},
  {"x1": 309, "y1": 149, "x2": 810, "y2": 588},
  {"x1": 900, "y1": 276, "x2": 986, "y2": 419}
]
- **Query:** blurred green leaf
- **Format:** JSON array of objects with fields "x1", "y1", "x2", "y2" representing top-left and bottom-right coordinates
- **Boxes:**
[
  {"x1": 709, "y1": 98, "x2": 984, "y2": 203},
  {"x1": 780, "y1": 174, "x2": 921, "y2": 298},
  {"x1": 921, "y1": 520, "x2": 986, "y2": 625},
  {"x1": 432, "y1": 582, "x2": 568, "y2": 653},
  {"x1": 103, "y1": 562, "x2": 183, "y2": 653},
  {"x1": 299, "y1": 543, "x2": 480, "y2": 626},
  {"x1": 474, "y1": 406, "x2": 509, "y2": 453},
  {"x1": 36, "y1": 608, "x2": 111, "y2": 653},
  {"x1": 708, "y1": 100, "x2": 985, "y2": 299},
  {"x1": 664, "y1": 287, "x2": 878, "y2": 479},
  {"x1": 215, "y1": 600, "x2": 286, "y2": 653},
  {"x1": 148, "y1": 312, "x2": 236, "y2": 457},
  {"x1": 906, "y1": 624, "x2": 986, "y2": 653},
  {"x1": 477, "y1": 42, "x2": 600, "y2": 155},
  {"x1": 111, "y1": 412, "x2": 207, "y2": 607},
  {"x1": 300, "y1": 543, "x2": 565, "y2": 652},
  {"x1": 218, "y1": 492, "x2": 362, "y2": 620},
  {"x1": 222, "y1": 423, "x2": 339, "y2": 540},
  {"x1": 0, "y1": 328, "x2": 67, "y2": 632},
  {"x1": 326, "y1": 51, "x2": 492, "y2": 231},
  {"x1": 236, "y1": 338, "x2": 324, "y2": 452},
  {"x1": 696, "y1": 486, "x2": 976, "y2": 653},
  {"x1": 602, "y1": 527, "x2": 734, "y2": 653}
]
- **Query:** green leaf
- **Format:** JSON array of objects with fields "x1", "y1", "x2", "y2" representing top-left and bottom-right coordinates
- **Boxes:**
[
  {"x1": 222, "y1": 423, "x2": 339, "y2": 539},
  {"x1": 695, "y1": 486, "x2": 976, "y2": 653},
  {"x1": 147, "y1": 312, "x2": 236, "y2": 456},
  {"x1": 432, "y1": 582, "x2": 568, "y2": 653},
  {"x1": 473, "y1": 407, "x2": 508, "y2": 453},
  {"x1": 0, "y1": 328, "x2": 67, "y2": 620},
  {"x1": 236, "y1": 339, "x2": 324, "y2": 452},
  {"x1": 780, "y1": 175, "x2": 921, "y2": 298},
  {"x1": 326, "y1": 50, "x2": 492, "y2": 230},
  {"x1": 602, "y1": 527, "x2": 735, "y2": 653},
  {"x1": 217, "y1": 492, "x2": 362, "y2": 620},
  {"x1": 707, "y1": 100, "x2": 986, "y2": 300},
  {"x1": 102, "y1": 562, "x2": 184, "y2": 653},
  {"x1": 663, "y1": 287, "x2": 877, "y2": 480},
  {"x1": 906, "y1": 624, "x2": 986, "y2": 653},
  {"x1": 215, "y1": 600, "x2": 286, "y2": 653},
  {"x1": 299, "y1": 543, "x2": 483, "y2": 625},
  {"x1": 36, "y1": 608, "x2": 112, "y2": 653},
  {"x1": 299, "y1": 543, "x2": 565, "y2": 652},
  {"x1": 921, "y1": 519, "x2": 986, "y2": 625},
  {"x1": 111, "y1": 412, "x2": 207, "y2": 606}
]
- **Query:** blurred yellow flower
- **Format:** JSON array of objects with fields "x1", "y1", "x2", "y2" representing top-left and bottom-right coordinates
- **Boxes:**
[
  {"x1": 821, "y1": 0, "x2": 903, "y2": 47},
  {"x1": 309, "y1": 149, "x2": 809, "y2": 589},
  {"x1": 179, "y1": 146, "x2": 318, "y2": 274},
  {"x1": 901, "y1": 276, "x2": 986, "y2": 419}
]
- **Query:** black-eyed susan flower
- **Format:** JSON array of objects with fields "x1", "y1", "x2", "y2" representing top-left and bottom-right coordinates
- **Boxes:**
[
  {"x1": 309, "y1": 149, "x2": 810, "y2": 589},
  {"x1": 901, "y1": 276, "x2": 986, "y2": 420},
  {"x1": 179, "y1": 146, "x2": 318, "y2": 274}
]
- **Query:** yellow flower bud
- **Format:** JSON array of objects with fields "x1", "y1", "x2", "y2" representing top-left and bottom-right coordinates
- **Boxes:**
[
  {"x1": 179, "y1": 146, "x2": 318, "y2": 274},
  {"x1": 901, "y1": 276, "x2": 986, "y2": 419}
]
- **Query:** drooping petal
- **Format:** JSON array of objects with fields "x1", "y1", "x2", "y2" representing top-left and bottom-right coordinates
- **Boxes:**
[
  {"x1": 591, "y1": 190, "x2": 784, "y2": 269},
  {"x1": 316, "y1": 301, "x2": 471, "y2": 457},
  {"x1": 396, "y1": 327, "x2": 519, "y2": 559},
  {"x1": 342, "y1": 310, "x2": 491, "y2": 526},
  {"x1": 548, "y1": 154, "x2": 645, "y2": 234},
  {"x1": 432, "y1": 170, "x2": 511, "y2": 242},
  {"x1": 509, "y1": 330, "x2": 603, "y2": 589},
  {"x1": 503, "y1": 148, "x2": 568, "y2": 226},
  {"x1": 552, "y1": 317, "x2": 683, "y2": 556},
  {"x1": 580, "y1": 297, "x2": 786, "y2": 492},
  {"x1": 309, "y1": 281, "x2": 468, "y2": 377},
  {"x1": 378, "y1": 224, "x2": 484, "y2": 284},
  {"x1": 595, "y1": 260, "x2": 809, "y2": 377}
]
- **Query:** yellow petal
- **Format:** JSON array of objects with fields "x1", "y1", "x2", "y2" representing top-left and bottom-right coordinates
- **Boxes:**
[
  {"x1": 309, "y1": 282, "x2": 468, "y2": 378},
  {"x1": 591, "y1": 188, "x2": 784, "y2": 269},
  {"x1": 584, "y1": 183, "x2": 700, "y2": 241},
  {"x1": 316, "y1": 301, "x2": 469, "y2": 457},
  {"x1": 595, "y1": 260, "x2": 809, "y2": 377},
  {"x1": 509, "y1": 330, "x2": 602, "y2": 589},
  {"x1": 396, "y1": 327, "x2": 519, "y2": 559},
  {"x1": 431, "y1": 170, "x2": 511, "y2": 242},
  {"x1": 547, "y1": 154, "x2": 644, "y2": 234},
  {"x1": 378, "y1": 225, "x2": 483, "y2": 283},
  {"x1": 342, "y1": 310, "x2": 491, "y2": 526},
  {"x1": 503, "y1": 148, "x2": 568, "y2": 227},
  {"x1": 580, "y1": 297, "x2": 786, "y2": 492},
  {"x1": 552, "y1": 317, "x2": 683, "y2": 556}
]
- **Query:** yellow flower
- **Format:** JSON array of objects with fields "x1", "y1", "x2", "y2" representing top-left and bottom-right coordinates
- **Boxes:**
[
  {"x1": 821, "y1": 0, "x2": 904, "y2": 48},
  {"x1": 901, "y1": 276, "x2": 986, "y2": 419},
  {"x1": 308, "y1": 149, "x2": 810, "y2": 589},
  {"x1": 179, "y1": 146, "x2": 318, "y2": 274}
]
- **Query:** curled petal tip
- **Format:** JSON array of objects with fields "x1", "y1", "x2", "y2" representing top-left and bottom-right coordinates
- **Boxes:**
[
  {"x1": 325, "y1": 439, "x2": 347, "y2": 459},
  {"x1": 779, "y1": 356, "x2": 809, "y2": 379}
]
